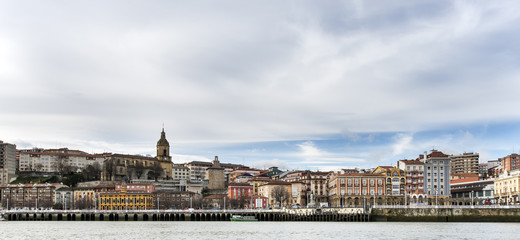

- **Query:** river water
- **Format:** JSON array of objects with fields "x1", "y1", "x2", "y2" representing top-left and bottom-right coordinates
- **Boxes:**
[{"x1": 1, "y1": 221, "x2": 519, "y2": 240}]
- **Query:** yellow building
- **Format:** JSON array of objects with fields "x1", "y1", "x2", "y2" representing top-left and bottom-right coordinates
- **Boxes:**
[
  {"x1": 98, "y1": 184, "x2": 153, "y2": 210},
  {"x1": 494, "y1": 170, "x2": 520, "y2": 204},
  {"x1": 74, "y1": 187, "x2": 95, "y2": 209}
]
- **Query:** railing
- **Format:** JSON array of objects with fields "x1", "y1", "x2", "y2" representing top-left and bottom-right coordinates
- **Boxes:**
[
  {"x1": 0, "y1": 208, "x2": 287, "y2": 214},
  {"x1": 372, "y1": 205, "x2": 520, "y2": 209}
]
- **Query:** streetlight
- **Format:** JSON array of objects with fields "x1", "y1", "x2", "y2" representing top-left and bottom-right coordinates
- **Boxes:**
[{"x1": 471, "y1": 191, "x2": 474, "y2": 207}]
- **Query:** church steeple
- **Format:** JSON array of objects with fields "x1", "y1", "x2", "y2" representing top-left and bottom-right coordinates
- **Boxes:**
[{"x1": 156, "y1": 128, "x2": 171, "y2": 161}]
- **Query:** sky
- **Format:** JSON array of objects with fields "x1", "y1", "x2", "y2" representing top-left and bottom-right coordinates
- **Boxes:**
[{"x1": 1, "y1": 1, "x2": 520, "y2": 171}]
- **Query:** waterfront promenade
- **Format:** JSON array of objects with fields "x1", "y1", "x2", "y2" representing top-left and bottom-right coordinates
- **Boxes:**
[{"x1": 3, "y1": 205, "x2": 520, "y2": 222}]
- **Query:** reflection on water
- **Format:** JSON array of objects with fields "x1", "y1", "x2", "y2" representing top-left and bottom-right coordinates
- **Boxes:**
[{"x1": 1, "y1": 221, "x2": 519, "y2": 240}]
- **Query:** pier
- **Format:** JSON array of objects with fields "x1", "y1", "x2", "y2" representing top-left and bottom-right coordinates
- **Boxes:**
[{"x1": 1, "y1": 207, "x2": 369, "y2": 222}]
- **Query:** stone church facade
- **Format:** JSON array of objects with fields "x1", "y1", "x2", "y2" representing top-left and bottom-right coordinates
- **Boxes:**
[{"x1": 101, "y1": 128, "x2": 173, "y2": 181}]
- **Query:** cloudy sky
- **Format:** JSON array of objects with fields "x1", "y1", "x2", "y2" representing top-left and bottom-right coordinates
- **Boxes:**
[{"x1": 1, "y1": 1, "x2": 520, "y2": 170}]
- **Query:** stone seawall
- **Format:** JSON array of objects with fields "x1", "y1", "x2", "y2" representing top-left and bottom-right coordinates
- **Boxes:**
[{"x1": 371, "y1": 208, "x2": 520, "y2": 222}]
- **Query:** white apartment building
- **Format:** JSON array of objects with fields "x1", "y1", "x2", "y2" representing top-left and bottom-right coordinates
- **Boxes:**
[
  {"x1": 423, "y1": 150, "x2": 451, "y2": 202},
  {"x1": 18, "y1": 148, "x2": 108, "y2": 173}
]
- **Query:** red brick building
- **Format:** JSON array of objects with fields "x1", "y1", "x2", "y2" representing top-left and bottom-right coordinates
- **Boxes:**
[{"x1": 227, "y1": 183, "x2": 252, "y2": 199}]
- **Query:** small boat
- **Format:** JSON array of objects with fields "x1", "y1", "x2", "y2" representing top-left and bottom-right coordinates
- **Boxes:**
[
  {"x1": 0, "y1": 215, "x2": 6, "y2": 221},
  {"x1": 230, "y1": 215, "x2": 257, "y2": 221}
]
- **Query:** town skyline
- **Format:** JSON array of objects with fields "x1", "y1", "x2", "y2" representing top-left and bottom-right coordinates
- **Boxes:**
[{"x1": 2, "y1": 1, "x2": 520, "y2": 170}]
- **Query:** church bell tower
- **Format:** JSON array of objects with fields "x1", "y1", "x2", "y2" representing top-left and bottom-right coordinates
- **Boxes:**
[{"x1": 156, "y1": 128, "x2": 171, "y2": 162}]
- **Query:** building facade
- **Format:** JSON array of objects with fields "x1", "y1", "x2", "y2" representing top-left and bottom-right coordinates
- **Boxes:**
[
  {"x1": 494, "y1": 169, "x2": 520, "y2": 205},
  {"x1": 423, "y1": 150, "x2": 451, "y2": 205},
  {"x1": 172, "y1": 164, "x2": 191, "y2": 181},
  {"x1": 18, "y1": 148, "x2": 108, "y2": 174},
  {"x1": 502, "y1": 154, "x2": 520, "y2": 173},
  {"x1": 0, "y1": 141, "x2": 17, "y2": 186},
  {"x1": 451, "y1": 179, "x2": 494, "y2": 205},
  {"x1": 396, "y1": 159, "x2": 425, "y2": 203},
  {"x1": 98, "y1": 186, "x2": 154, "y2": 211},
  {"x1": 1, "y1": 183, "x2": 66, "y2": 209},
  {"x1": 450, "y1": 152, "x2": 479, "y2": 175},
  {"x1": 327, "y1": 173, "x2": 387, "y2": 207}
]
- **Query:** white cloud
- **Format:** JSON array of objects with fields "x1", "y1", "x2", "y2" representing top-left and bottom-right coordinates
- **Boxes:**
[{"x1": 392, "y1": 133, "x2": 414, "y2": 156}]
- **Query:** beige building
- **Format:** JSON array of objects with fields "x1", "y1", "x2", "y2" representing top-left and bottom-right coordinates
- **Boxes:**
[
  {"x1": 494, "y1": 169, "x2": 520, "y2": 204},
  {"x1": 18, "y1": 148, "x2": 108, "y2": 173},
  {"x1": 450, "y1": 152, "x2": 479, "y2": 175},
  {"x1": 0, "y1": 141, "x2": 17, "y2": 186},
  {"x1": 258, "y1": 181, "x2": 292, "y2": 208},
  {"x1": 328, "y1": 173, "x2": 387, "y2": 207},
  {"x1": 172, "y1": 164, "x2": 190, "y2": 181}
]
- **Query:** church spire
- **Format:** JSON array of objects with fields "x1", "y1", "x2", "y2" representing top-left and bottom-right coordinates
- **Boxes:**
[{"x1": 156, "y1": 127, "x2": 171, "y2": 161}]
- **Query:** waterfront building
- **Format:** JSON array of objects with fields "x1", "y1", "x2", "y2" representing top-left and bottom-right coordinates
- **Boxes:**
[
  {"x1": 55, "y1": 187, "x2": 74, "y2": 210},
  {"x1": 279, "y1": 170, "x2": 330, "y2": 206},
  {"x1": 327, "y1": 173, "x2": 386, "y2": 207},
  {"x1": 450, "y1": 179, "x2": 495, "y2": 205},
  {"x1": 251, "y1": 195, "x2": 268, "y2": 209},
  {"x1": 395, "y1": 159, "x2": 425, "y2": 203},
  {"x1": 18, "y1": 148, "x2": 108, "y2": 174},
  {"x1": 494, "y1": 169, "x2": 520, "y2": 204},
  {"x1": 0, "y1": 141, "x2": 17, "y2": 186},
  {"x1": 202, "y1": 194, "x2": 227, "y2": 209},
  {"x1": 422, "y1": 150, "x2": 451, "y2": 205},
  {"x1": 154, "y1": 190, "x2": 196, "y2": 209},
  {"x1": 373, "y1": 166, "x2": 406, "y2": 197},
  {"x1": 258, "y1": 181, "x2": 292, "y2": 208},
  {"x1": 73, "y1": 185, "x2": 115, "y2": 209},
  {"x1": 227, "y1": 183, "x2": 253, "y2": 209},
  {"x1": 450, "y1": 152, "x2": 479, "y2": 175},
  {"x1": 228, "y1": 183, "x2": 253, "y2": 199},
  {"x1": 1, "y1": 183, "x2": 66, "y2": 209},
  {"x1": 98, "y1": 184, "x2": 153, "y2": 210}
]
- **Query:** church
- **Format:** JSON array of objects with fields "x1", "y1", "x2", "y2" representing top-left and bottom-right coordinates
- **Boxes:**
[{"x1": 101, "y1": 128, "x2": 173, "y2": 181}]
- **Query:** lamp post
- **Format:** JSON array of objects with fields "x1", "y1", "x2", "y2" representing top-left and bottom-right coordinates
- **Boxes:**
[
  {"x1": 471, "y1": 191, "x2": 474, "y2": 207},
  {"x1": 435, "y1": 187, "x2": 438, "y2": 207}
]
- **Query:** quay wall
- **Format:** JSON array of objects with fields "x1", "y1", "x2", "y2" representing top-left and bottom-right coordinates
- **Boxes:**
[
  {"x1": 371, "y1": 207, "x2": 520, "y2": 222},
  {"x1": 1, "y1": 208, "x2": 368, "y2": 222}
]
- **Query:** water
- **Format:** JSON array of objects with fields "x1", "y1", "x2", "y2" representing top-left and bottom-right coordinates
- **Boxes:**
[{"x1": 1, "y1": 222, "x2": 519, "y2": 240}]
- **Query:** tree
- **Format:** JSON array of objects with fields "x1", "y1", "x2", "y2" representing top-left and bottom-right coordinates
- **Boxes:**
[
  {"x1": 103, "y1": 159, "x2": 116, "y2": 181},
  {"x1": 127, "y1": 161, "x2": 145, "y2": 180},
  {"x1": 53, "y1": 156, "x2": 74, "y2": 176},
  {"x1": 150, "y1": 161, "x2": 164, "y2": 181},
  {"x1": 34, "y1": 163, "x2": 44, "y2": 172},
  {"x1": 82, "y1": 162, "x2": 101, "y2": 181},
  {"x1": 271, "y1": 186, "x2": 290, "y2": 208}
]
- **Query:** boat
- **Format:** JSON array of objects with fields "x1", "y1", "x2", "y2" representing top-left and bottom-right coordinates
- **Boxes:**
[
  {"x1": 0, "y1": 215, "x2": 6, "y2": 221},
  {"x1": 230, "y1": 215, "x2": 257, "y2": 221}
]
